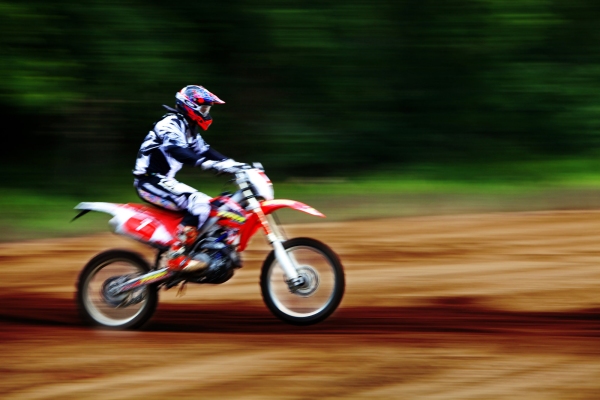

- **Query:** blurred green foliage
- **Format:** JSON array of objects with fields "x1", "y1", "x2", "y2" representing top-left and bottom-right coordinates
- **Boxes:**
[
  {"x1": 7, "y1": 156, "x2": 600, "y2": 242},
  {"x1": 1, "y1": 0, "x2": 600, "y2": 192}
]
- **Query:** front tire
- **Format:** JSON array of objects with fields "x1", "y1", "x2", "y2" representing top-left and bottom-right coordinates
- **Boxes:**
[
  {"x1": 260, "y1": 238, "x2": 345, "y2": 325},
  {"x1": 76, "y1": 249, "x2": 158, "y2": 330}
]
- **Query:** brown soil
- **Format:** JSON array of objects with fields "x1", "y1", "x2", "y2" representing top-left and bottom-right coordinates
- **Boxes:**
[{"x1": 1, "y1": 211, "x2": 600, "y2": 399}]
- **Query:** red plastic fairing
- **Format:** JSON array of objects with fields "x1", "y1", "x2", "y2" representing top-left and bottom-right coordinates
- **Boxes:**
[
  {"x1": 124, "y1": 203, "x2": 184, "y2": 233},
  {"x1": 118, "y1": 203, "x2": 184, "y2": 246},
  {"x1": 236, "y1": 199, "x2": 325, "y2": 251},
  {"x1": 237, "y1": 213, "x2": 261, "y2": 251}
]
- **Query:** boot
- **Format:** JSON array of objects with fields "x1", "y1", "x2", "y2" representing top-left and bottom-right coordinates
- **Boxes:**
[{"x1": 166, "y1": 225, "x2": 199, "y2": 271}]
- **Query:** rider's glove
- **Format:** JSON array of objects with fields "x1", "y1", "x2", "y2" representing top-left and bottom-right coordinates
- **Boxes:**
[{"x1": 201, "y1": 159, "x2": 249, "y2": 174}]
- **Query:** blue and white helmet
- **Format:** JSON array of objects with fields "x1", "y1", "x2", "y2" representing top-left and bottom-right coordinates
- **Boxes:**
[{"x1": 175, "y1": 85, "x2": 225, "y2": 130}]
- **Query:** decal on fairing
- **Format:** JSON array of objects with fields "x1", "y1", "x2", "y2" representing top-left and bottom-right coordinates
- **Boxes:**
[
  {"x1": 217, "y1": 210, "x2": 246, "y2": 224},
  {"x1": 124, "y1": 216, "x2": 157, "y2": 239},
  {"x1": 139, "y1": 269, "x2": 169, "y2": 284}
]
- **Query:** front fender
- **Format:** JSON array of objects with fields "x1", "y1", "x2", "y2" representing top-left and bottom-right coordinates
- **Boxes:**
[
  {"x1": 260, "y1": 199, "x2": 325, "y2": 218},
  {"x1": 237, "y1": 199, "x2": 324, "y2": 251}
]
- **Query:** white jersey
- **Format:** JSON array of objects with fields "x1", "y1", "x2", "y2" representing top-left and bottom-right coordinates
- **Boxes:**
[{"x1": 133, "y1": 111, "x2": 223, "y2": 179}]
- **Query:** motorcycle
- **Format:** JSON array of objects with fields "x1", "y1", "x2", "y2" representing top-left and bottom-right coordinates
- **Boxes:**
[{"x1": 73, "y1": 163, "x2": 345, "y2": 329}]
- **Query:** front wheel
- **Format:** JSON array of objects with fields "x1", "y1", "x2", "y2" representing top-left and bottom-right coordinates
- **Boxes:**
[
  {"x1": 260, "y1": 237, "x2": 345, "y2": 325},
  {"x1": 76, "y1": 249, "x2": 158, "y2": 330}
]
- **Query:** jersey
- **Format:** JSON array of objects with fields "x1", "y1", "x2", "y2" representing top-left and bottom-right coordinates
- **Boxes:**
[{"x1": 133, "y1": 108, "x2": 227, "y2": 179}]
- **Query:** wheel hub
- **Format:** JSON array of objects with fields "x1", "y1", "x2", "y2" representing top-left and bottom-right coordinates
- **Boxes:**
[
  {"x1": 102, "y1": 276, "x2": 134, "y2": 307},
  {"x1": 289, "y1": 265, "x2": 320, "y2": 297}
]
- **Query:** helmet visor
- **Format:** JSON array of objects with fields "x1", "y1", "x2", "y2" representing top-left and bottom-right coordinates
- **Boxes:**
[{"x1": 198, "y1": 105, "x2": 211, "y2": 117}]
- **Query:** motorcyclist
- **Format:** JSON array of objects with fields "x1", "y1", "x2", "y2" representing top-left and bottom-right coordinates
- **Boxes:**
[{"x1": 133, "y1": 85, "x2": 248, "y2": 272}]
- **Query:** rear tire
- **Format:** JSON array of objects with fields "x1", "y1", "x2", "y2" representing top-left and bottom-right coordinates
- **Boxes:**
[
  {"x1": 76, "y1": 249, "x2": 158, "y2": 330},
  {"x1": 260, "y1": 238, "x2": 345, "y2": 325}
]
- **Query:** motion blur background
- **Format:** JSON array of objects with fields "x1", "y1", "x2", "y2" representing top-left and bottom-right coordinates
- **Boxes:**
[{"x1": 2, "y1": 0, "x2": 600, "y2": 240}]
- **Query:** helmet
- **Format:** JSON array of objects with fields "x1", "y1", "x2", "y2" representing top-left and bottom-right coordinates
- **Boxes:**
[{"x1": 175, "y1": 85, "x2": 225, "y2": 130}]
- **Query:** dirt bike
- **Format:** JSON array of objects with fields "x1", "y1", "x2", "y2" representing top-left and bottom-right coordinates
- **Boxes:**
[{"x1": 72, "y1": 163, "x2": 345, "y2": 329}]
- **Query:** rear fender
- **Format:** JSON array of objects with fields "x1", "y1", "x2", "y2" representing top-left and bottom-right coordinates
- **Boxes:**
[
  {"x1": 73, "y1": 202, "x2": 182, "y2": 247},
  {"x1": 237, "y1": 199, "x2": 325, "y2": 251}
]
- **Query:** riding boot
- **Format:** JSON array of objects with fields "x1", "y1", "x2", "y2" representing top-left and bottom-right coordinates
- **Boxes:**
[{"x1": 166, "y1": 225, "x2": 199, "y2": 271}]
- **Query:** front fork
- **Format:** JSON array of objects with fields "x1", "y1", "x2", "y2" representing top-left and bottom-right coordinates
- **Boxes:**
[
  {"x1": 265, "y1": 224, "x2": 305, "y2": 290},
  {"x1": 241, "y1": 185, "x2": 304, "y2": 289}
]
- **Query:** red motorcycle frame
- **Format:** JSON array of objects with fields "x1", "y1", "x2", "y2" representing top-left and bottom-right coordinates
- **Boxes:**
[{"x1": 74, "y1": 165, "x2": 345, "y2": 329}]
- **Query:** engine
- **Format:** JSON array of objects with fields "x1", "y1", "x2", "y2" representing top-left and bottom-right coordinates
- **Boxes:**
[{"x1": 186, "y1": 229, "x2": 242, "y2": 284}]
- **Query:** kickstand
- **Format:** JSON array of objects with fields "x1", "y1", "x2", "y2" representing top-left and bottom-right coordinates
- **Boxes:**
[{"x1": 176, "y1": 281, "x2": 187, "y2": 297}]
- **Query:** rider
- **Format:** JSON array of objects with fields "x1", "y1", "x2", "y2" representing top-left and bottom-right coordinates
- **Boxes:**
[{"x1": 133, "y1": 85, "x2": 248, "y2": 272}]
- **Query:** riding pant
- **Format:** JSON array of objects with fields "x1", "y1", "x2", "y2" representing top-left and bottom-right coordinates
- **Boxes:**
[{"x1": 133, "y1": 175, "x2": 212, "y2": 228}]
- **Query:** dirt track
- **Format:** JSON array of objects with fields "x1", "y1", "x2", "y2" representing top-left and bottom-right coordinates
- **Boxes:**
[{"x1": 2, "y1": 211, "x2": 600, "y2": 399}]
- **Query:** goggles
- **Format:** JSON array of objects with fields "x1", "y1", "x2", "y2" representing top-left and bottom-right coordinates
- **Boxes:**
[{"x1": 198, "y1": 105, "x2": 211, "y2": 117}]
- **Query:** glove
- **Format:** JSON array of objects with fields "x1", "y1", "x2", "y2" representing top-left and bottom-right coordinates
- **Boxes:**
[{"x1": 201, "y1": 159, "x2": 249, "y2": 174}]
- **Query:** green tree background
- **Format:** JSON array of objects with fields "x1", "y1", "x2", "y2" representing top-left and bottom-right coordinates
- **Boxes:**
[{"x1": 2, "y1": 0, "x2": 600, "y2": 193}]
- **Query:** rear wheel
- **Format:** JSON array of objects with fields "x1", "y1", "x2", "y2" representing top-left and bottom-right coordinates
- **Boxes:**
[
  {"x1": 260, "y1": 238, "x2": 345, "y2": 325},
  {"x1": 76, "y1": 250, "x2": 158, "y2": 330}
]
